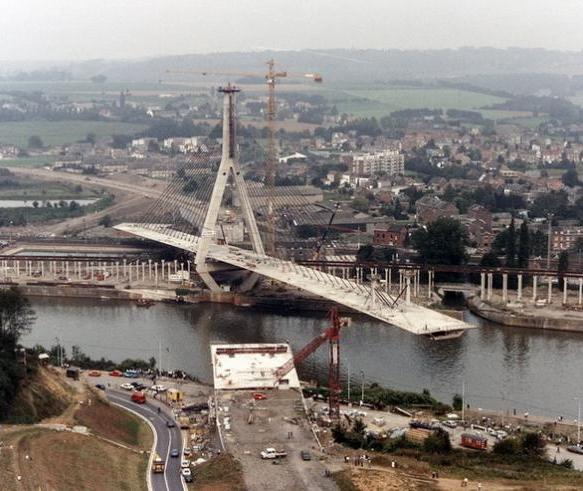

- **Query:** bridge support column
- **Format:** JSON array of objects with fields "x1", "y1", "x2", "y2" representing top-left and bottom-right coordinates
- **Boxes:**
[
  {"x1": 533, "y1": 275, "x2": 538, "y2": 301},
  {"x1": 405, "y1": 275, "x2": 411, "y2": 305},
  {"x1": 65, "y1": 262, "x2": 69, "y2": 278},
  {"x1": 563, "y1": 278, "x2": 568, "y2": 304},
  {"x1": 399, "y1": 271, "x2": 403, "y2": 293},
  {"x1": 116, "y1": 262, "x2": 119, "y2": 282},
  {"x1": 517, "y1": 274, "x2": 523, "y2": 301},
  {"x1": 579, "y1": 278, "x2": 583, "y2": 305},
  {"x1": 384, "y1": 268, "x2": 388, "y2": 293},
  {"x1": 480, "y1": 273, "x2": 486, "y2": 300},
  {"x1": 427, "y1": 270, "x2": 433, "y2": 299},
  {"x1": 123, "y1": 259, "x2": 127, "y2": 278},
  {"x1": 502, "y1": 273, "x2": 508, "y2": 303},
  {"x1": 142, "y1": 262, "x2": 146, "y2": 281},
  {"x1": 547, "y1": 277, "x2": 553, "y2": 304},
  {"x1": 154, "y1": 263, "x2": 158, "y2": 287},
  {"x1": 174, "y1": 259, "x2": 178, "y2": 274},
  {"x1": 388, "y1": 268, "x2": 392, "y2": 294}
]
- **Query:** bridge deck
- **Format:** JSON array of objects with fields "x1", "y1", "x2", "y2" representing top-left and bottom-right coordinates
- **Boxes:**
[{"x1": 115, "y1": 223, "x2": 473, "y2": 336}]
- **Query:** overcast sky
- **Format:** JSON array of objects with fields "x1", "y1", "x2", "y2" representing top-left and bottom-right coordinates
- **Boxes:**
[{"x1": 1, "y1": 0, "x2": 582, "y2": 61}]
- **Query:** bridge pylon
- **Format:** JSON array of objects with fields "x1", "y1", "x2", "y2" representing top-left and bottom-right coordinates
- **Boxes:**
[{"x1": 195, "y1": 84, "x2": 264, "y2": 291}]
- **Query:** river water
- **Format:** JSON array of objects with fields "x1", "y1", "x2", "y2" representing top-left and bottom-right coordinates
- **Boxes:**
[{"x1": 21, "y1": 297, "x2": 583, "y2": 419}]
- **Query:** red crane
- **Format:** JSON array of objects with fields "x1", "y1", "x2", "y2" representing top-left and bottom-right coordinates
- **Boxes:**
[{"x1": 274, "y1": 308, "x2": 348, "y2": 419}]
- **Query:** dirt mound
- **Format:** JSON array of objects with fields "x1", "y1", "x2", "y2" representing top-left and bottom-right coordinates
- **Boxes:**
[
  {"x1": 74, "y1": 395, "x2": 151, "y2": 450},
  {"x1": 4, "y1": 367, "x2": 74, "y2": 424},
  {"x1": 14, "y1": 428, "x2": 146, "y2": 491}
]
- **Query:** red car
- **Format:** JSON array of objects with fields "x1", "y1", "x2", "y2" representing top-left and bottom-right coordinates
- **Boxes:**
[
  {"x1": 109, "y1": 370, "x2": 123, "y2": 377},
  {"x1": 131, "y1": 392, "x2": 146, "y2": 404},
  {"x1": 253, "y1": 393, "x2": 267, "y2": 401}
]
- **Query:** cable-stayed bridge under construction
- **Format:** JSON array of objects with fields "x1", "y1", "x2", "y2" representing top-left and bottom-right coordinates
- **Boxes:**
[{"x1": 115, "y1": 85, "x2": 472, "y2": 338}]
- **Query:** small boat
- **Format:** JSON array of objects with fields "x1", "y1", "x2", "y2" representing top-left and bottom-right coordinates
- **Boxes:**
[
  {"x1": 428, "y1": 329, "x2": 465, "y2": 341},
  {"x1": 136, "y1": 298, "x2": 155, "y2": 308}
]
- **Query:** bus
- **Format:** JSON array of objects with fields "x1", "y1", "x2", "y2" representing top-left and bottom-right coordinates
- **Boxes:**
[{"x1": 152, "y1": 454, "x2": 165, "y2": 473}]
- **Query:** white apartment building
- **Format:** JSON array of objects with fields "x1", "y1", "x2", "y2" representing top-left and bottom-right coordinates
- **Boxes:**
[{"x1": 351, "y1": 149, "x2": 404, "y2": 177}]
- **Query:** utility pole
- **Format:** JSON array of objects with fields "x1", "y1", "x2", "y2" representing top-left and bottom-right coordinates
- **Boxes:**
[
  {"x1": 347, "y1": 361, "x2": 351, "y2": 404},
  {"x1": 547, "y1": 215, "x2": 553, "y2": 270},
  {"x1": 576, "y1": 397, "x2": 581, "y2": 445},
  {"x1": 360, "y1": 370, "x2": 365, "y2": 406},
  {"x1": 462, "y1": 379, "x2": 466, "y2": 422}
]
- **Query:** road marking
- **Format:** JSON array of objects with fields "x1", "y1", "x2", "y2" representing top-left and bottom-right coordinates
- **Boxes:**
[{"x1": 163, "y1": 427, "x2": 172, "y2": 491}]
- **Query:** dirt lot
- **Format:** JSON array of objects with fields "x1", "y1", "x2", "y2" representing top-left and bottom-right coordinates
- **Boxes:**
[
  {"x1": 187, "y1": 454, "x2": 247, "y2": 491},
  {"x1": 217, "y1": 388, "x2": 338, "y2": 491}
]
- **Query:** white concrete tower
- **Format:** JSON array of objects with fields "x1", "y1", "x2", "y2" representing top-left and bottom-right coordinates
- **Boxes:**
[{"x1": 195, "y1": 85, "x2": 264, "y2": 291}]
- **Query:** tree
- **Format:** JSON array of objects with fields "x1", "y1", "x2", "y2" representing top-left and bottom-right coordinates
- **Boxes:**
[
  {"x1": 90, "y1": 74, "x2": 107, "y2": 83},
  {"x1": 32, "y1": 200, "x2": 39, "y2": 208},
  {"x1": 28, "y1": 135, "x2": 44, "y2": 149},
  {"x1": 530, "y1": 230, "x2": 547, "y2": 257},
  {"x1": 411, "y1": 218, "x2": 469, "y2": 265},
  {"x1": 520, "y1": 432, "x2": 546, "y2": 457},
  {"x1": 352, "y1": 197, "x2": 369, "y2": 214},
  {"x1": 558, "y1": 251, "x2": 569, "y2": 275},
  {"x1": 0, "y1": 288, "x2": 35, "y2": 348},
  {"x1": 85, "y1": 132, "x2": 96, "y2": 145},
  {"x1": 99, "y1": 215, "x2": 113, "y2": 227},
  {"x1": 480, "y1": 251, "x2": 501, "y2": 267},
  {"x1": 423, "y1": 428, "x2": 452, "y2": 453},
  {"x1": 517, "y1": 221, "x2": 530, "y2": 268},
  {"x1": 505, "y1": 218, "x2": 517, "y2": 267},
  {"x1": 452, "y1": 394, "x2": 463, "y2": 411},
  {"x1": 562, "y1": 169, "x2": 580, "y2": 187}
]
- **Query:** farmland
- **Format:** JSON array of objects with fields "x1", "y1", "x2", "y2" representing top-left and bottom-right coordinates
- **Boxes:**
[{"x1": 0, "y1": 121, "x2": 148, "y2": 146}]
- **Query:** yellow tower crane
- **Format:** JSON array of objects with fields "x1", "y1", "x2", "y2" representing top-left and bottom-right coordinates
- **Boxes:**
[{"x1": 166, "y1": 61, "x2": 323, "y2": 254}]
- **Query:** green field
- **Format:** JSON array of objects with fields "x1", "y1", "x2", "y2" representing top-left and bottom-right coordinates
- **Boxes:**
[
  {"x1": 320, "y1": 86, "x2": 508, "y2": 118},
  {"x1": 0, "y1": 121, "x2": 148, "y2": 146}
]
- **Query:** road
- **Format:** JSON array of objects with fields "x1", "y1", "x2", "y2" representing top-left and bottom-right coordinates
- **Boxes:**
[
  {"x1": 107, "y1": 390, "x2": 186, "y2": 491},
  {"x1": 6, "y1": 166, "x2": 163, "y2": 198}
]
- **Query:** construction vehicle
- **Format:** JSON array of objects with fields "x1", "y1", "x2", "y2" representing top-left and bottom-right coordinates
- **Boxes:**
[
  {"x1": 152, "y1": 453, "x2": 165, "y2": 473},
  {"x1": 274, "y1": 308, "x2": 349, "y2": 419}
]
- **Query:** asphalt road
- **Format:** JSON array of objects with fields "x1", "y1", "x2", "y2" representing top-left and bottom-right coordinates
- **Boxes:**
[{"x1": 107, "y1": 390, "x2": 186, "y2": 491}]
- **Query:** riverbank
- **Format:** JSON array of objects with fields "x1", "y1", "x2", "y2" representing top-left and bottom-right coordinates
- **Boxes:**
[{"x1": 468, "y1": 296, "x2": 583, "y2": 333}]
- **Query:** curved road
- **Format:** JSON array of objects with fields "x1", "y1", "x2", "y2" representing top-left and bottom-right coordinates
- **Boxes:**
[{"x1": 107, "y1": 390, "x2": 186, "y2": 491}]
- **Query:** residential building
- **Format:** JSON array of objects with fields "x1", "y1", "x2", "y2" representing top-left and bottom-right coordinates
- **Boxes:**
[
  {"x1": 552, "y1": 227, "x2": 583, "y2": 251},
  {"x1": 415, "y1": 196, "x2": 459, "y2": 224},
  {"x1": 373, "y1": 225, "x2": 408, "y2": 247},
  {"x1": 351, "y1": 149, "x2": 404, "y2": 177}
]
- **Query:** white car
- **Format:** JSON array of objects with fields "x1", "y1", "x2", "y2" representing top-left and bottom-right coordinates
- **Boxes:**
[
  {"x1": 150, "y1": 384, "x2": 167, "y2": 392},
  {"x1": 181, "y1": 468, "x2": 191, "y2": 477},
  {"x1": 181, "y1": 460, "x2": 190, "y2": 469},
  {"x1": 120, "y1": 383, "x2": 134, "y2": 391}
]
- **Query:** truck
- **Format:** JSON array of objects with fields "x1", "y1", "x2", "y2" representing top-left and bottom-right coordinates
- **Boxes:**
[
  {"x1": 260, "y1": 448, "x2": 287, "y2": 460},
  {"x1": 152, "y1": 454, "x2": 165, "y2": 473},
  {"x1": 460, "y1": 433, "x2": 488, "y2": 450}
]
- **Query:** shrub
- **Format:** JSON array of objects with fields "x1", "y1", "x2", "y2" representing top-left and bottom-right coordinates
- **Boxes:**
[
  {"x1": 423, "y1": 428, "x2": 452, "y2": 454},
  {"x1": 493, "y1": 437, "x2": 521, "y2": 455}
]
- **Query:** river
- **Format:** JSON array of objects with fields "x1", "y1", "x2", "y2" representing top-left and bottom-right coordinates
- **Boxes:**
[{"x1": 21, "y1": 296, "x2": 583, "y2": 420}]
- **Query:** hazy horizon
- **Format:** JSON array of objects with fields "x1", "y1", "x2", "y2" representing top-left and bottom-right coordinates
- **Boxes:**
[{"x1": 2, "y1": 0, "x2": 583, "y2": 62}]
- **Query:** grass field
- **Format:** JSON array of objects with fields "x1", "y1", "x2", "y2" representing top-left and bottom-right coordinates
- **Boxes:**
[
  {"x1": 0, "y1": 121, "x2": 148, "y2": 146},
  {"x1": 320, "y1": 86, "x2": 508, "y2": 118}
]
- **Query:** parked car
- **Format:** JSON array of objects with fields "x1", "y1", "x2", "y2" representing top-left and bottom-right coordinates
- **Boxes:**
[
  {"x1": 183, "y1": 447, "x2": 192, "y2": 457},
  {"x1": 109, "y1": 370, "x2": 123, "y2": 377},
  {"x1": 151, "y1": 384, "x2": 167, "y2": 393},
  {"x1": 442, "y1": 420, "x2": 457, "y2": 428},
  {"x1": 181, "y1": 460, "x2": 190, "y2": 469},
  {"x1": 567, "y1": 445, "x2": 583, "y2": 455},
  {"x1": 95, "y1": 384, "x2": 106, "y2": 391},
  {"x1": 300, "y1": 450, "x2": 312, "y2": 461},
  {"x1": 120, "y1": 383, "x2": 134, "y2": 391},
  {"x1": 184, "y1": 473, "x2": 193, "y2": 483},
  {"x1": 88, "y1": 370, "x2": 101, "y2": 377},
  {"x1": 124, "y1": 370, "x2": 139, "y2": 378},
  {"x1": 253, "y1": 393, "x2": 267, "y2": 401},
  {"x1": 181, "y1": 468, "x2": 192, "y2": 477}
]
